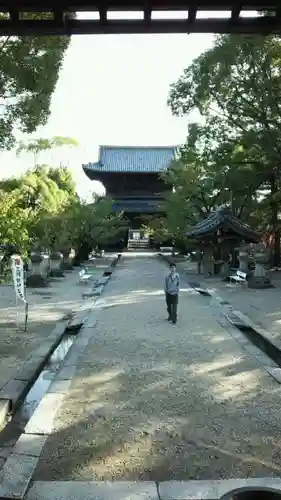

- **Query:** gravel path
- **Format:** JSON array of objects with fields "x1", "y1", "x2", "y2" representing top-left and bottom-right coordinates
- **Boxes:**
[
  {"x1": 0, "y1": 257, "x2": 113, "y2": 392},
  {"x1": 33, "y1": 255, "x2": 281, "y2": 481}
]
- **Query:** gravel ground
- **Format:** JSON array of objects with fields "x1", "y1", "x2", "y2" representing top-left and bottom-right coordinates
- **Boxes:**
[
  {"x1": 0, "y1": 258, "x2": 112, "y2": 391},
  {"x1": 33, "y1": 255, "x2": 281, "y2": 481}
]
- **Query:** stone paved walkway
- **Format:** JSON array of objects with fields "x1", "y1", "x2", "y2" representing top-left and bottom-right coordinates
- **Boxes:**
[{"x1": 33, "y1": 255, "x2": 281, "y2": 481}]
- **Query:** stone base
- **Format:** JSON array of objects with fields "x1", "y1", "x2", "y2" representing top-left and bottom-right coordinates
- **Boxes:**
[
  {"x1": 26, "y1": 275, "x2": 49, "y2": 288},
  {"x1": 49, "y1": 269, "x2": 65, "y2": 278},
  {"x1": 248, "y1": 276, "x2": 274, "y2": 289}
]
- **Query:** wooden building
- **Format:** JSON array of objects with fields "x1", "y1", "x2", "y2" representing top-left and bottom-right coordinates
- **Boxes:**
[
  {"x1": 186, "y1": 206, "x2": 260, "y2": 275},
  {"x1": 83, "y1": 145, "x2": 176, "y2": 248}
]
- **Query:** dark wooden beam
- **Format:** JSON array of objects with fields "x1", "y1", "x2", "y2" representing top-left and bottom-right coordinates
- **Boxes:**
[
  {"x1": 0, "y1": 1, "x2": 279, "y2": 12},
  {"x1": 0, "y1": 15, "x2": 278, "y2": 35},
  {"x1": 230, "y1": 6, "x2": 242, "y2": 22},
  {"x1": 0, "y1": 1, "x2": 279, "y2": 35},
  {"x1": 98, "y1": 5, "x2": 107, "y2": 22},
  {"x1": 188, "y1": 6, "x2": 197, "y2": 25}
]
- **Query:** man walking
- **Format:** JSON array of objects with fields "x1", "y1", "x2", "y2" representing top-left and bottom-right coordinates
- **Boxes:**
[{"x1": 164, "y1": 263, "x2": 180, "y2": 324}]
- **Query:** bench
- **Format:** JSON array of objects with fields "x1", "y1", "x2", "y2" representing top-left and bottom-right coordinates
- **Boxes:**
[
  {"x1": 96, "y1": 249, "x2": 105, "y2": 257},
  {"x1": 78, "y1": 268, "x2": 93, "y2": 284},
  {"x1": 89, "y1": 250, "x2": 105, "y2": 259},
  {"x1": 160, "y1": 247, "x2": 174, "y2": 253},
  {"x1": 229, "y1": 270, "x2": 248, "y2": 285}
]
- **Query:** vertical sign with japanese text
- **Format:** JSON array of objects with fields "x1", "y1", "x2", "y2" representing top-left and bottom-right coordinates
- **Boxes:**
[{"x1": 11, "y1": 254, "x2": 26, "y2": 303}]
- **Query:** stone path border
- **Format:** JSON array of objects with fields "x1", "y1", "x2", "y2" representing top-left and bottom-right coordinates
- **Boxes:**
[
  {"x1": 23, "y1": 479, "x2": 281, "y2": 500},
  {"x1": 159, "y1": 253, "x2": 281, "y2": 385},
  {"x1": 0, "y1": 320, "x2": 69, "y2": 427},
  {"x1": 0, "y1": 254, "x2": 123, "y2": 499}
]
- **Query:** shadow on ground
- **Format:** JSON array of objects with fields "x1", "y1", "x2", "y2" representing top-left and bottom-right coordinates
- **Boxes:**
[
  {"x1": 30, "y1": 273, "x2": 281, "y2": 482},
  {"x1": 0, "y1": 259, "x2": 111, "y2": 391},
  {"x1": 174, "y1": 259, "x2": 281, "y2": 353}
]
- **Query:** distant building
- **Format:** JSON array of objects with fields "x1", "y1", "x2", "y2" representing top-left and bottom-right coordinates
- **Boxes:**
[{"x1": 82, "y1": 145, "x2": 177, "y2": 248}]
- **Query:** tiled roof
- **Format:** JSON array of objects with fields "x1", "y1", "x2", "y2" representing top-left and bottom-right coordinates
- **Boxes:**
[
  {"x1": 83, "y1": 146, "x2": 177, "y2": 173},
  {"x1": 186, "y1": 206, "x2": 260, "y2": 242}
]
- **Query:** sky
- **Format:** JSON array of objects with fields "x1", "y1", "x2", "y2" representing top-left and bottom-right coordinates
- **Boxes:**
[{"x1": 0, "y1": 30, "x2": 216, "y2": 199}]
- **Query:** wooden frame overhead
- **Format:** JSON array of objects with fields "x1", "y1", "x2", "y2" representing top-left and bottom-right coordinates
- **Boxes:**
[{"x1": 0, "y1": 1, "x2": 280, "y2": 35}]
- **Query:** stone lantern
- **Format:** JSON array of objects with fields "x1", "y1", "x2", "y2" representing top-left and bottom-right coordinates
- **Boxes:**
[
  {"x1": 237, "y1": 243, "x2": 250, "y2": 273},
  {"x1": 248, "y1": 243, "x2": 273, "y2": 288},
  {"x1": 49, "y1": 251, "x2": 64, "y2": 278},
  {"x1": 26, "y1": 251, "x2": 50, "y2": 287},
  {"x1": 62, "y1": 248, "x2": 75, "y2": 270}
]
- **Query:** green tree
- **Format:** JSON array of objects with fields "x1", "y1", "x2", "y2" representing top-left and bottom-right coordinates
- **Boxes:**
[
  {"x1": 168, "y1": 35, "x2": 281, "y2": 264},
  {"x1": 0, "y1": 190, "x2": 30, "y2": 254},
  {"x1": 64, "y1": 197, "x2": 127, "y2": 255},
  {"x1": 142, "y1": 216, "x2": 171, "y2": 245},
  {"x1": 0, "y1": 165, "x2": 74, "y2": 212},
  {"x1": 0, "y1": 20, "x2": 70, "y2": 149},
  {"x1": 17, "y1": 136, "x2": 79, "y2": 166},
  {"x1": 0, "y1": 164, "x2": 78, "y2": 252},
  {"x1": 146, "y1": 122, "x2": 259, "y2": 249}
]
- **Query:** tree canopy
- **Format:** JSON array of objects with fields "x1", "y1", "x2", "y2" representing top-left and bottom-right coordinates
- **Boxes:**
[
  {"x1": 0, "y1": 16, "x2": 70, "y2": 149},
  {"x1": 148, "y1": 35, "x2": 281, "y2": 262},
  {"x1": 0, "y1": 137, "x2": 128, "y2": 261}
]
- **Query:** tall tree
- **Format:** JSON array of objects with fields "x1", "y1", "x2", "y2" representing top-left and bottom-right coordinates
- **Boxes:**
[
  {"x1": 0, "y1": 165, "x2": 74, "y2": 212},
  {"x1": 0, "y1": 169, "x2": 127, "y2": 260},
  {"x1": 0, "y1": 17, "x2": 70, "y2": 149},
  {"x1": 168, "y1": 35, "x2": 281, "y2": 264},
  {"x1": 16, "y1": 136, "x2": 79, "y2": 166}
]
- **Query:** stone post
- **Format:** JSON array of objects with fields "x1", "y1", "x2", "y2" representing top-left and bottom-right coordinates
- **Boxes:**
[
  {"x1": 49, "y1": 252, "x2": 64, "y2": 278},
  {"x1": 41, "y1": 254, "x2": 51, "y2": 278},
  {"x1": 238, "y1": 245, "x2": 249, "y2": 273},
  {"x1": 62, "y1": 248, "x2": 75, "y2": 270},
  {"x1": 220, "y1": 245, "x2": 230, "y2": 277},
  {"x1": 202, "y1": 246, "x2": 213, "y2": 275},
  {"x1": 26, "y1": 252, "x2": 49, "y2": 287},
  {"x1": 248, "y1": 244, "x2": 273, "y2": 289},
  {"x1": 196, "y1": 249, "x2": 202, "y2": 274}
]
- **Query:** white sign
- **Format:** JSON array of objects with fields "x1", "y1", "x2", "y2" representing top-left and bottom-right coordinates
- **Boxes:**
[{"x1": 11, "y1": 254, "x2": 26, "y2": 303}]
